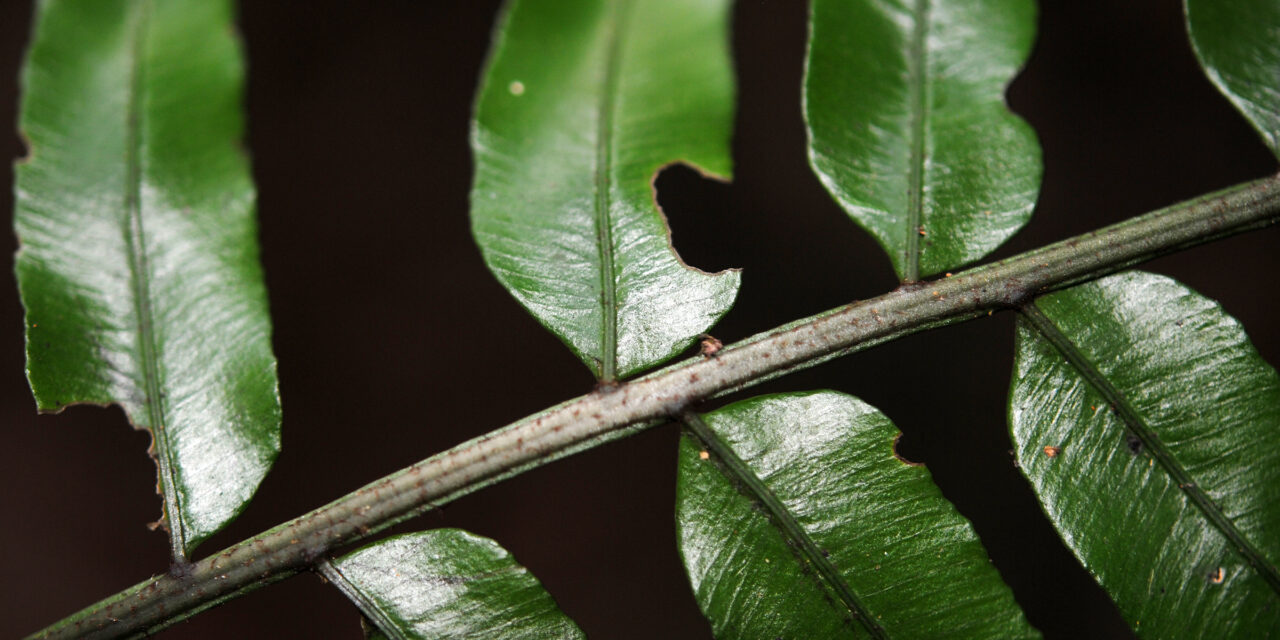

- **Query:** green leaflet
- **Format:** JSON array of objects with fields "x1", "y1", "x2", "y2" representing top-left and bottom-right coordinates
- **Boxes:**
[
  {"x1": 677, "y1": 392, "x2": 1036, "y2": 639},
  {"x1": 323, "y1": 530, "x2": 584, "y2": 640},
  {"x1": 470, "y1": 0, "x2": 741, "y2": 382},
  {"x1": 1010, "y1": 271, "x2": 1280, "y2": 637},
  {"x1": 14, "y1": 0, "x2": 280, "y2": 560},
  {"x1": 1185, "y1": 0, "x2": 1280, "y2": 159},
  {"x1": 805, "y1": 0, "x2": 1042, "y2": 281}
]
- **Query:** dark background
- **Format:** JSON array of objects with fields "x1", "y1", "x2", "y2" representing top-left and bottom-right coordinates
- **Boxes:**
[{"x1": 2, "y1": 0, "x2": 1276, "y2": 638}]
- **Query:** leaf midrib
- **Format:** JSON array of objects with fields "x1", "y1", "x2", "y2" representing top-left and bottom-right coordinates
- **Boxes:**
[
  {"x1": 682, "y1": 412, "x2": 889, "y2": 639},
  {"x1": 123, "y1": 0, "x2": 186, "y2": 561},
  {"x1": 1020, "y1": 302, "x2": 1280, "y2": 595},
  {"x1": 903, "y1": 0, "x2": 931, "y2": 282},
  {"x1": 592, "y1": 0, "x2": 631, "y2": 383}
]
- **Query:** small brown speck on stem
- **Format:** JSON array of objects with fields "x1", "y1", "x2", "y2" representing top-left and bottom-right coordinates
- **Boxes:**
[{"x1": 699, "y1": 334, "x2": 723, "y2": 357}]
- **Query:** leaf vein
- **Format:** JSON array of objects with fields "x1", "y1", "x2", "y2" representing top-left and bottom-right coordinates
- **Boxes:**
[
  {"x1": 123, "y1": 0, "x2": 186, "y2": 562},
  {"x1": 903, "y1": 0, "x2": 931, "y2": 282},
  {"x1": 592, "y1": 0, "x2": 632, "y2": 382}
]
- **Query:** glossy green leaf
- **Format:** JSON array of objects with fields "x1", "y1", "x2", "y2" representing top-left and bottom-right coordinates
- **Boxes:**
[
  {"x1": 677, "y1": 392, "x2": 1036, "y2": 638},
  {"x1": 14, "y1": 0, "x2": 280, "y2": 560},
  {"x1": 1010, "y1": 271, "x2": 1280, "y2": 637},
  {"x1": 1185, "y1": 0, "x2": 1280, "y2": 158},
  {"x1": 804, "y1": 0, "x2": 1042, "y2": 281},
  {"x1": 470, "y1": 0, "x2": 741, "y2": 382},
  {"x1": 323, "y1": 530, "x2": 585, "y2": 640}
]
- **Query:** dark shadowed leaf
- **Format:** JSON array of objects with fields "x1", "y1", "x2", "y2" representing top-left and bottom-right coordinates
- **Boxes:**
[
  {"x1": 677, "y1": 392, "x2": 1036, "y2": 638},
  {"x1": 323, "y1": 530, "x2": 584, "y2": 640},
  {"x1": 805, "y1": 0, "x2": 1041, "y2": 281},
  {"x1": 13, "y1": 0, "x2": 280, "y2": 560},
  {"x1": 1185, "y1": 0, "x2": 1280, "y2": 158},
  {"x1": 470, "y1": 0, "x2": 740, "y2": 382},
  {"x1": 1010, "y1": 271, "x2": 1280, "y2": 637},
  {"x1": 360, "y1": 615, "x2": 390, "y2": 640}
]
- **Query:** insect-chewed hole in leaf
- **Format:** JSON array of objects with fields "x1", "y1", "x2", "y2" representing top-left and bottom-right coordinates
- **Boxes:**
[
  {"x1": 652, "y1": 162, "x2": 735, "y2": 273},
  {"x1": 892, "y1": 432, "x2": 924, "y2": 466}
]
